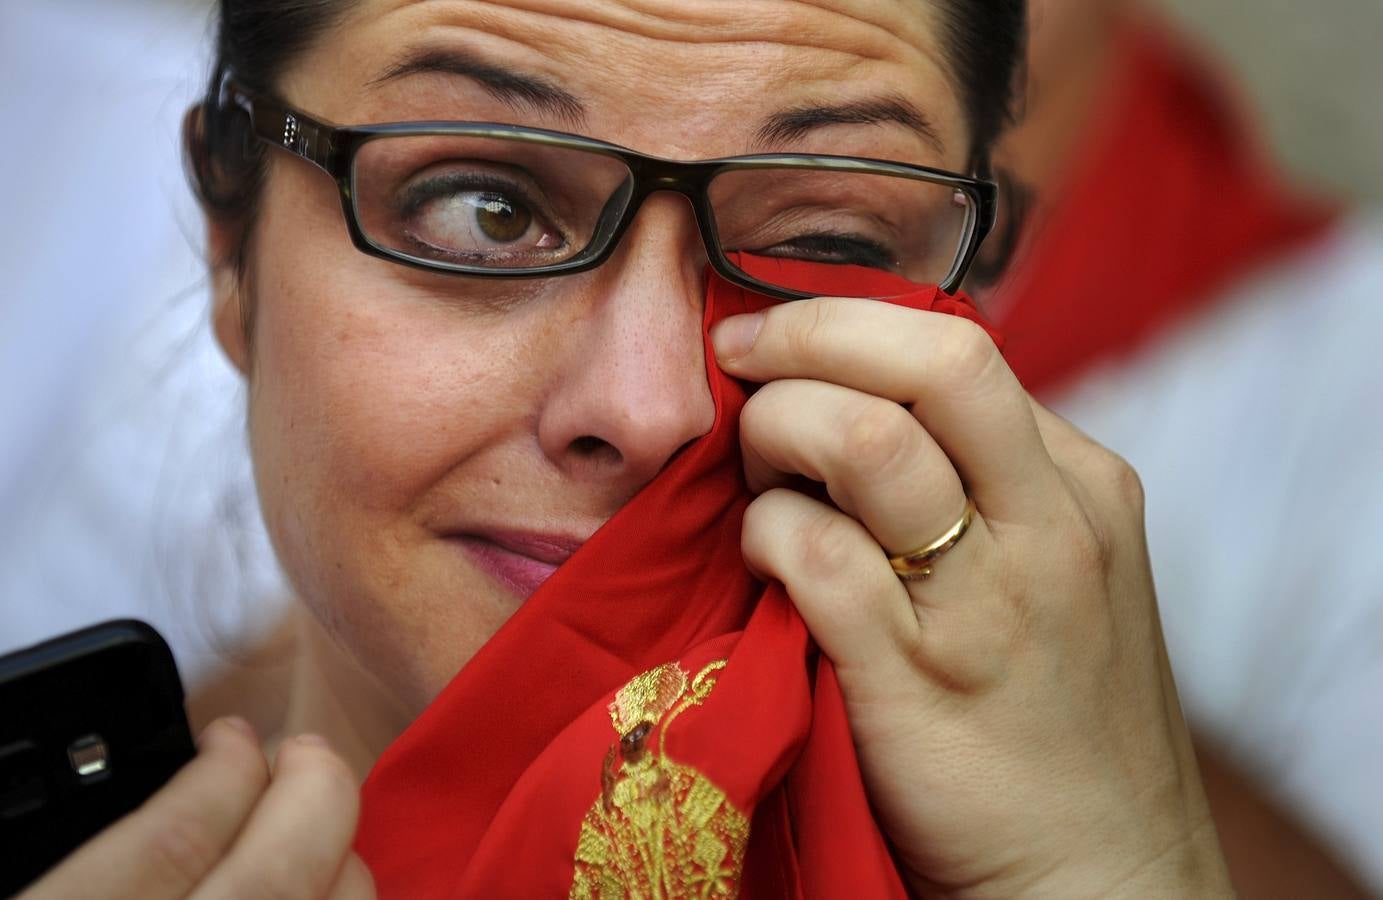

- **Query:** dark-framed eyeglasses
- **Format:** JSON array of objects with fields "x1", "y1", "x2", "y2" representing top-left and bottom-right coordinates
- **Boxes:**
[{"x1": 225, "y1": 79, "x2": 997, "y2": 300}]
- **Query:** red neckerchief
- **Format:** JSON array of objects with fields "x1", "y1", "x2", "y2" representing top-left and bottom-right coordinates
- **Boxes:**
[
  {"x1": 992, "y1": 17, "x2": 1336, "y2": 396},
  {"x1": 356, "y1": 258, "x2": 998, "y2": 898}
]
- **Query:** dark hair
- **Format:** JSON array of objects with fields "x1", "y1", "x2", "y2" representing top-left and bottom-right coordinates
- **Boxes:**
[
  {"x1": 185, "y1": 0, "x2": 354, "y2": 269},
  {"x1": 187, "y1": 0, "x2": 1026, "y2": 268},
  {"x1": 934, "y1": 0, "x2": 1027, "y2": 171}
]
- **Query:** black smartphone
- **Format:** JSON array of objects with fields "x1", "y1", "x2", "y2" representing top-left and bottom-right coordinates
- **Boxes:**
[{"x1": 0, "y1": 620, "x2": 196, "y2": 896}]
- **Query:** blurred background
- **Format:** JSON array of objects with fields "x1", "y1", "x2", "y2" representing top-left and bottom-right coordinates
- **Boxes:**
[
  {"x1": 1, "y1": 0, "x2": 1380, "y2": 896},
  {"x1": 0, "y1": 0, "x2": 282, "y2": 676},
  {"x1": 1160, "y1": 0, "x2": 1383, "y2": 202}
]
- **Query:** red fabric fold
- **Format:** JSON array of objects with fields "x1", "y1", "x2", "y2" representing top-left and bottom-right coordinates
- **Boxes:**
[
  {"x1": 357, "y1": 258, "x2": 998, "y2": 898},
  {"x1": 994, "y1": 18, "x2": 1336, "y2": 396}
]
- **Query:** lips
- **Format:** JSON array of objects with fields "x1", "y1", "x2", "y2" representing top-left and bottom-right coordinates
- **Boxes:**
[
  {"x1": 482, "y1": 532, "x2": 585, "y2": 565},
  {"x1": 449, "y1": 530, "x2": 588, "y2": 600}
]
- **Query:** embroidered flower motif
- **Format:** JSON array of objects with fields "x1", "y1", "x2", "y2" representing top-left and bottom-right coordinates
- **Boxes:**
[{"x1": 570, "y1": 660, "x2": 749, "y2": 900}]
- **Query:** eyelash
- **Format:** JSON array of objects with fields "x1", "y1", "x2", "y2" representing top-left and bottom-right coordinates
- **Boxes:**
[{"x1": 768, "y1": 233, "x2": 898, "y2": 270}]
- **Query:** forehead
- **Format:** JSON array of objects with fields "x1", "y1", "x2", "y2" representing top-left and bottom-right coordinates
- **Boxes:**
[{"x1": 281, "y1": 0, "x2": 967, "y2": 167}]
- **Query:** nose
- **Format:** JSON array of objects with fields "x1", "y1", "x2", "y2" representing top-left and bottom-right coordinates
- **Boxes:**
[{"x1": 536, "y1": 194, "x2": 717, "y2": 490}]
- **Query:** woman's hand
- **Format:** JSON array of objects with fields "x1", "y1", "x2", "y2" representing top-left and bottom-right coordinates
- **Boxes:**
[
  {"x1": 21, "y1": 719, "x2": 373, "y2": 900},
  {"x1": 712, "y1": 298, "x2": 1234, "y2": 899}
]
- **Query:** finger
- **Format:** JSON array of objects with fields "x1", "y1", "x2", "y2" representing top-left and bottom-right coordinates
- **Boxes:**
[
  {"x1": 325, "y1": 853, "x2": 377, "y2": 900},
  {"x1": 741, "y1": 487, "x2": 918, "y2": 673},
  {"x1": 739, "y1": 377, "x2": 1003, "y2": 643},
  {"x1": 189, "y1": 735, "x2": 360, "y2": 900},
  {"x1": 21, "y1": 717, "x2": 269, "y2": 900},
  {"x1": 740, "y1": 378, "x2": 971, "y2": 556},
  {"x1": 741, "y1": 373, "x2": 979, "y2": 555},
  {"x1": 712, "y1": 298, "x2": 1065, "y2": 521}
]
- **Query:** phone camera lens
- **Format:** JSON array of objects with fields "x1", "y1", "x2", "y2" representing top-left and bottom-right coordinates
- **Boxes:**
[{"x1": 67, "y1": 735, "x2": 110, "y2": 781}]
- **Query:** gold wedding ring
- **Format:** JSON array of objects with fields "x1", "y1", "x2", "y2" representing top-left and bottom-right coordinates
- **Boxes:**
[{"x1": 888, "y1": 498, "x2": 977, "y2": 581}]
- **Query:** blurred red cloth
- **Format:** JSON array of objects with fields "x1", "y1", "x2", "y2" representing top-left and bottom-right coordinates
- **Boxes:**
[
  {"x1": 995, "y1": 19, "x2": 1336, "y2": 395},
  {"x1": 356, "y1": 259, "x2": 997, "y2": 898}
]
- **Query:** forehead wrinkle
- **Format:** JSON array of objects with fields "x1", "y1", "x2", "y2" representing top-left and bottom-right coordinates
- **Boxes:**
[
  {"x1": 400, "y1": 8, "x2": 943, "y2": 100},
  {"x1": 350, "y1": 0, "x2": 947, "y2": 100},
  {"x1": 401, "y1": 0, "x2": 926, "y2": 63},
  {"x1": 306, "y1": 0, "x2": 964, "y2": 159},
  {"x1": 446, "y1": 2, "x2": 944, "y2": 112}
]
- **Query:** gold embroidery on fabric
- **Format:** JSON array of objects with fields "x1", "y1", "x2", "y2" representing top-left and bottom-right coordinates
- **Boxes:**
[{"x1": 570, "y1": 660, "x2": 749, "y2": 900}]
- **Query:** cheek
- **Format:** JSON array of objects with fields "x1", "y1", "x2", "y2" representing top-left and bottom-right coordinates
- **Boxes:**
[
  {"x1": 239, "y1": 179, "x2": 540, "y2": 682},
  {"x1": 241, "y1": 166, "x2": 527, "y2": 527},
  {"x1": 251, "y1": 294, "x2": 494, "y2": 523}
]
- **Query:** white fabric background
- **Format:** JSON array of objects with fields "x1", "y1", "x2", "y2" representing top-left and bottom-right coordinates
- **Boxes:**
[
  {"x1": 1056, "y1": 215, "x2": 1383, "y2": 889},
  {"x1": 0, "y1": 0, "x2": 286, "y2": 680}
]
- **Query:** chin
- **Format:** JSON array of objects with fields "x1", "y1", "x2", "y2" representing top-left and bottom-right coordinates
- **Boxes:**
[{"x1": 314, "y1": 543, "x2": 526, "y2": 713}]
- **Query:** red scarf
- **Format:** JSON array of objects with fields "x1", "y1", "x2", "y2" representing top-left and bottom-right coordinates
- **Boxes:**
[
  {"x1": 993, "y1": 18, "x2": 1335, "y2": 396},
  {"x1": 356, "y1": 258, "x2": 998, "y2": 898}
]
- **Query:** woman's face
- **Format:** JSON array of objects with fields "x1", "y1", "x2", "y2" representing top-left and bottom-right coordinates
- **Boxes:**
[{"x1": 217, "y1": 0, "x2": 969, "y2": 714}]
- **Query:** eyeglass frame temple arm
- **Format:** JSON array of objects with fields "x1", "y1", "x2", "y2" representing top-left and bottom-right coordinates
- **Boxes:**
[{"x1": 224, "y1": 79, "x2": 339, "y2": 174}]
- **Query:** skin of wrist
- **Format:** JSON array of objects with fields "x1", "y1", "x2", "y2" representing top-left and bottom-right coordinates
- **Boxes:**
[
  {"x1": 902, "y1": 800, "x2": 1234, "y2": 900},
  {"x1": 1019, "y1": 816, "x2": 1235, "y2": 900},
  {"x1": 1102, "y1": 822, "x2": 1235, "y2": 900}
]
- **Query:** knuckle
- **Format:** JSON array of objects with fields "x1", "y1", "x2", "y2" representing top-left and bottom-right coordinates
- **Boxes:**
[
  {"x1": 742, "y1": 491, "x2": 866, "y2": 586},
  {"x1": 797, "y1": 507, "x2": 862, "y2": 583},
  {"x1": 1102, "y1": 451, "x2": 1146, "y2": 512},
  {"x1": 1076, "y1": 444, "x2": 1146, "y2": 520},
  {"x1": 840, "y1": 399, "x2": 918, "y2": 477},
  {"x1": 933, "y1": 316, "x2": 1002, "y2": 387},
  {"x1": 1051, "y1": 445, "x2": 1145, "y2": 576}
]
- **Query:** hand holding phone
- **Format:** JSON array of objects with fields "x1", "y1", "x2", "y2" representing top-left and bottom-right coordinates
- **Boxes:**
[
  {"x1": 2, "y1": 620, "x2": 196, "y2": 893},
  {"x1": 19, "y1": 721, "x2": 373, "y2": 900},
  {"x1": 1, "y1": 621, "x2": 372, "y2": 898}
]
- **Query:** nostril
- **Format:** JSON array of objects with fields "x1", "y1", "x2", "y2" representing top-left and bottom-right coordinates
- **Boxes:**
[{"x1": 570, "y1": 435, "x2": 622, "y2": 465}]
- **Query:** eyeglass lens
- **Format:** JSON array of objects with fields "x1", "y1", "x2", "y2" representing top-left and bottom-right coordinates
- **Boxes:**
[{"x1": 351, "y1": 134, "x2": 974, "y2": 298}]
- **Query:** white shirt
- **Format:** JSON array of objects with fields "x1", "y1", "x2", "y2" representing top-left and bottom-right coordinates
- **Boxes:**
[{"x1": 1056, "y1": 214, "x2": 1383, "y2": 890}]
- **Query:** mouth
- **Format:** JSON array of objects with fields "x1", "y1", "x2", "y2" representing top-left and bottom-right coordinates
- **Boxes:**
[{"x1": 448, "y1": 530, "x2": 586, "y2": 600}]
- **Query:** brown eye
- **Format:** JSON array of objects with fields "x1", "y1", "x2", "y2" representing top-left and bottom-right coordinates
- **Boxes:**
[
  {"x1": 396, "y1": 173, "x2": 568, "y2": 263},
  {"x1": 473, "y1": 193, "x2": 533, "y2": 243}
]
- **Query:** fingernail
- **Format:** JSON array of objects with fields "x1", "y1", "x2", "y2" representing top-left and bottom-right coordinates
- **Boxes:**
[
  {"x1": 711, "y1": 313, "x2": 764, "y2": 361},
  {"x1": 294, "y1": 733, "x2": 331, "y2": 749}
]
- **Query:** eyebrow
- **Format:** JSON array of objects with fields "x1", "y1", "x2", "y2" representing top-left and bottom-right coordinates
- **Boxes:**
[
  {"x1": 756, "y1": 96, "x2": 945, "y2": 154},
  {"x1": 367, "y1": 48, "x2": 586, "y2": 126}
]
